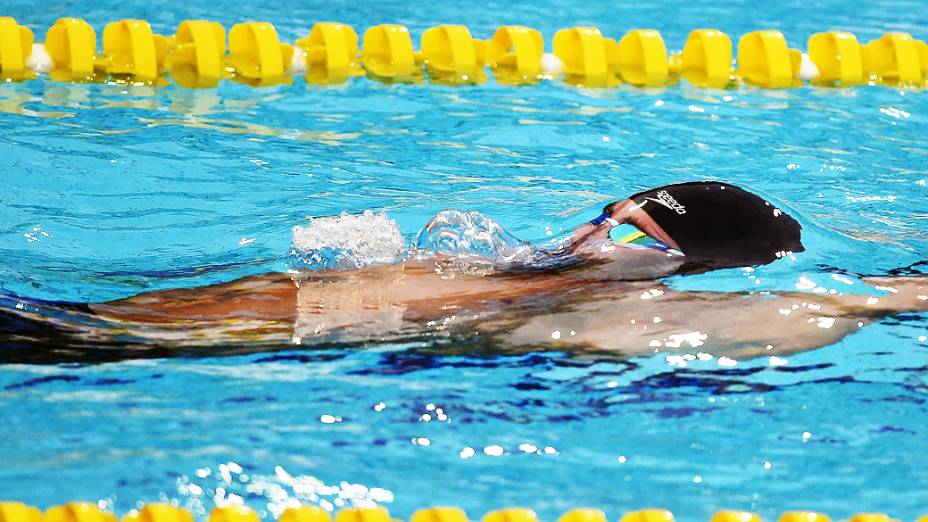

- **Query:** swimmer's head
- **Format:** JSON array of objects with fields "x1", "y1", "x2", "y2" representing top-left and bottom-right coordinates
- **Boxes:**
[{"x1": 563, "y1": 182, "x2": 805, "y2": 276}]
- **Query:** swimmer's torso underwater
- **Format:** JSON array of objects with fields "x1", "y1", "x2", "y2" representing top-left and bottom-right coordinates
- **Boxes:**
[{"x1": 1, "y1": 182, "x2": 926, "y2": 363}]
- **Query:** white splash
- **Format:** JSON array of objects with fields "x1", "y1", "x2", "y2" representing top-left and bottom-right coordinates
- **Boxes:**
[
  {"x1": 291, "y1": 210, "x2": 406, "y2": 271},
  {"x1": 414, "y1": 209, "x2": 533, "y2": 265}
]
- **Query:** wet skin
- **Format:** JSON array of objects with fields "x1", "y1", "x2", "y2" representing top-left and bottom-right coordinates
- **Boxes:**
[{"x1": 79, "y1": 256, "x2": 927, "y2": 358}]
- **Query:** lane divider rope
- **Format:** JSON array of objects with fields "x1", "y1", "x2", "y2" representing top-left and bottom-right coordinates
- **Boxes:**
[
  {"x1": 0, "y1": 502, "x2": 925, "y2": 522},
  {"x1": 0, "y1": 17, "x2": 927, "y2": 88}
]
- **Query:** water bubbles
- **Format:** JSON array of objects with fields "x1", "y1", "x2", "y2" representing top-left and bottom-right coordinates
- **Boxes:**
[
  {"x1": 414, "y1": 209, "x2": 534, "y2": 266},
  {"x1": 291, "y1": 210, "x2": 406, "y2": 271},
  {"x1": 23, "y1": 225, "x2": 51, "y2": 243},
  {"x1": 183, "y1": 464, "x2": 393, "y2": 517},
  {"x1": 290, "y1": 209, "x2": 542, "y2": 274}
]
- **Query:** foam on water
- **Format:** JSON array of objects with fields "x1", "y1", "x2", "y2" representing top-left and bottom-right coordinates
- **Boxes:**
[
  {"x1": 290, "y1": 209, "x2": 544, "y2": 273},
  {"x1": 415, "y1": 210, "x2": 536, "y2": 265},
  {"x1": 290, "y1": 211, "x2": 406, "y2": 271}
]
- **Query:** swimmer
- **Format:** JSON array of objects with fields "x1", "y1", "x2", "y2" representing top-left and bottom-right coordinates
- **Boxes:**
[
  {"x1": 564, "y1": 181, "x2": 804, "y2": 274},
  {"x1": 2, "y1": 181, "x2": 926, "y2": 363}
]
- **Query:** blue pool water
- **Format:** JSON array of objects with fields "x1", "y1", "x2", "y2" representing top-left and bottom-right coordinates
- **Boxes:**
[{"x1": 2, "y1": 0, "x2": 928, "y2": 520}]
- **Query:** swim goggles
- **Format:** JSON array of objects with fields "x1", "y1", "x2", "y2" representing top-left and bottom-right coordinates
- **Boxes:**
[{"x1": 589, "y1": 212, "x2": 676, "y2": 252}]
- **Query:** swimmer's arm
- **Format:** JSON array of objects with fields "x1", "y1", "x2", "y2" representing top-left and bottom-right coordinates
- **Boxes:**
[
  {"x1": 90, "y1": 272, "x2": 298, "y2": 323},
  {"x1": 89, "y1": 266, "x2": 565, "y2": 325},
  {"x1": 483, "y1": 277, "x2": 928, "y2": 358},
  {"x1": 727, "y1": 276, "x2": 928, "y2": 357}
]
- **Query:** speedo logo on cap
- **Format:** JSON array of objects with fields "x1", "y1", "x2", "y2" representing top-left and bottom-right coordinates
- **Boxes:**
[{"x1": 645, "y1": 190, "x2": 687, "y2": 215}]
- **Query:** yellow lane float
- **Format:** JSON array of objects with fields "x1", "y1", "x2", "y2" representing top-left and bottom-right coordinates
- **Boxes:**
[
  {"x1": 0, "y1": 16, "x2": 34, "y2": 79},
  {"x1": 228, "y1": 21, "x2": 293, "y2": 85},
  {"x1": 102, "y1": 19, "x2": 168, "y2": 82},
  {"x1": 557, "y1": 509, "x2": 607, "y2": 522},
  {"x1": 420, "y1": 24, "x2": 486, "y2": 84},
  {"x1": 123, "y1": 504, "x2": 193, "y2": 522},
  {"x1": 807, "y1": 31, "x2": 863, "y2": 86},
  {"x1": 280, "y1": 506, "x2": 333, "y2": 522},
  {"x1": 847, "y1": 515, "x2": 898, "y2": 522},
  {"x1": 0, "y1": 502, "x2": 42, "y2": 522},
  {"x1": 614, "y1": 29, "x2": 670, "y2": 87},
  {"x1": 710, "y1": 512, "x2": 761, "y2": 522},
  {"x1": 295, "y1": 22, "x2": 362, "y2": 84},
  {"x1": 677, "y1": 28, "x2": 733, "y2": 88},
  {"x1": 861, "y1": 32, "x2": 926, "y2": 86},
  {"x1": 44, "y1": 17, "x2": 97, "y2": 81},
  {"x1": 361, "y1": 24, "x2": 421, "y2": 81},
  {"x1": 208, "y1": 507, "x2": 260, "y2": 522},
  {"x1": 778, "y1": 512, "x2": 831, "y2": 522},
  {"x1": 482, "y1": 509, "x2": 537, "y2": 522},
  {"x1": 737, "y1": 29, "x2": 801, "y2": 88},
  {"x1": 45, "y1": 503, "x2": 116, "y2": 522},
  {"x1": 411, "y1": 508, "x2": 469, "y2": 522},
  {"x1": 334, "y1": 508, "x2": 393, "y2": 522},
  {"x1": 483, "y1": 25, "x2": 544, "y2": 84},
  {"x1": 165, "y1": 20, "x2": 226, "y2": 87},
  {"x1": 553, "y1": 27, "x2": 617, "y2": 87},
  {"x1": 619, "y1": 510, "x2": 675, "y2": 522}
]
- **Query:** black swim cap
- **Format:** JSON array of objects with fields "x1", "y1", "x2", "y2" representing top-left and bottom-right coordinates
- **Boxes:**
[{"x1": 628, "y1": 181, "x2": 804, "y2": 271}]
